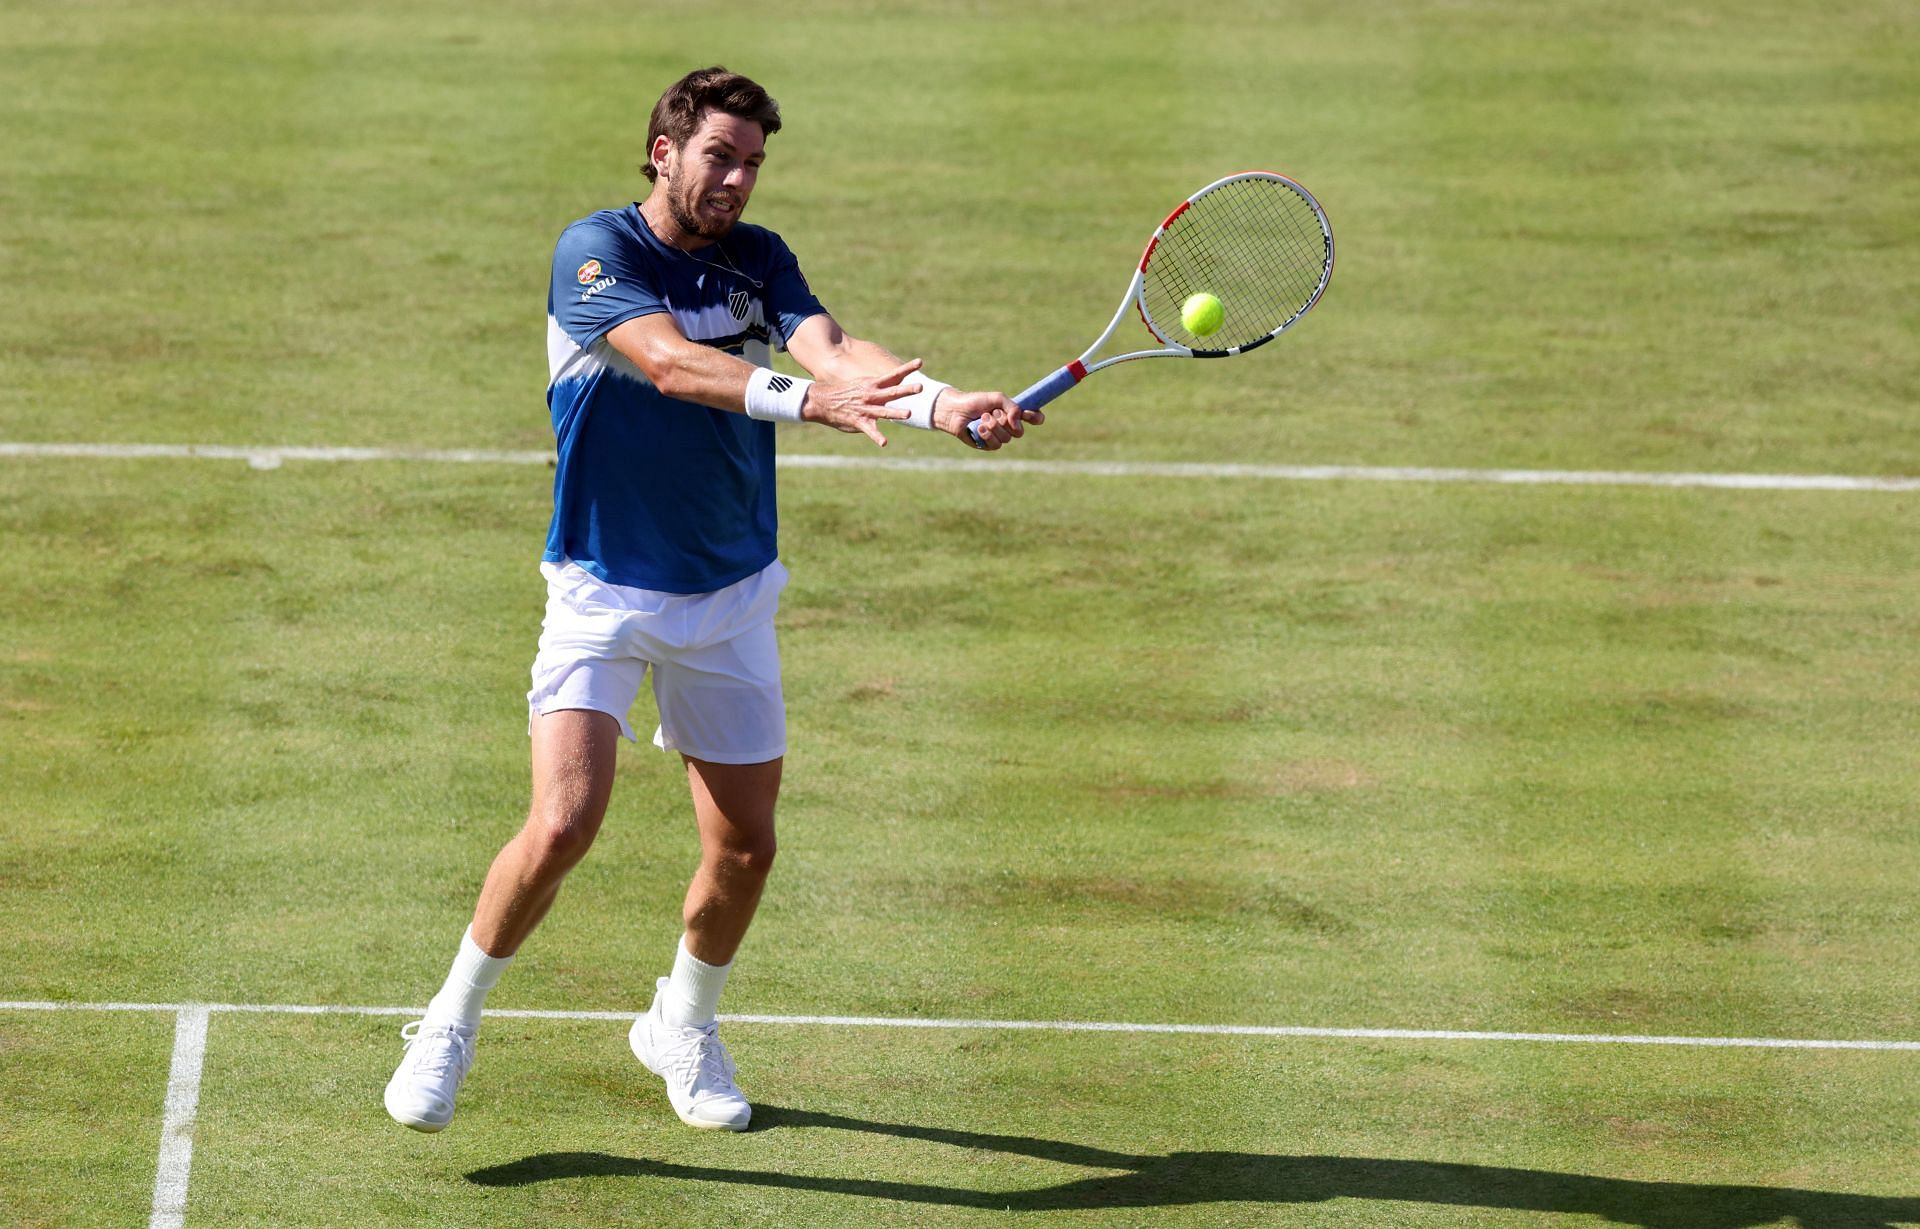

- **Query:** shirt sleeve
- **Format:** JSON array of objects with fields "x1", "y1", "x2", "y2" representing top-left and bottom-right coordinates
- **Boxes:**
[
  {"x1": 763, "y1": 233, "x2": 829, "y2": 351},
  {"x1": 550, "y1": 216, "x2": 666, "y2": 348}
]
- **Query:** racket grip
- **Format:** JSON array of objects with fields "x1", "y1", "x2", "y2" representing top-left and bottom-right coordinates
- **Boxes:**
[
  {"x1": 1015, "y1": 364, "x2": 1084, "y2": 411},
  {"x1": 966, "y1": 363, "x2": 1083, "y2": 447}
]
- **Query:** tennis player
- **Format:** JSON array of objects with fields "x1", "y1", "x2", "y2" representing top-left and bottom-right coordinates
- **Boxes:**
[{"x1": 384, "y1": 66, "x2": 1040, "y2": 1134}]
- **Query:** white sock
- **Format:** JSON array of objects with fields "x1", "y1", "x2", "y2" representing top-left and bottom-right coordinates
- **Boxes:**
[
  {"x1": 660, "y1": 935, "x2": 731, "y2": 1028},
  {"x1": 425, "y1": 927, "x2": 513, "y2": 1032}
]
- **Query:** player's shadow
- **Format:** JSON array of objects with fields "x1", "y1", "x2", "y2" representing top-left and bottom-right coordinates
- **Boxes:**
[{"x1": 466, "y1": 1105, "x2": 1919, "y2": 1228}]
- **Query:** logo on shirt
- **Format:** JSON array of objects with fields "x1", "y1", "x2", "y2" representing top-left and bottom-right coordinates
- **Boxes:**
[
  {"x1": 727, "y1": 289, "x2": 751, "y2": 321},
  {"x1": 579, "y1": 262, "x2": 618, "y2": 301}
]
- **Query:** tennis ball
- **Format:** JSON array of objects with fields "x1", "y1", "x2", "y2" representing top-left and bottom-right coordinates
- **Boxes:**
[{"x1": 1181, "y1": 292, "x2": 1224, "y2": 337}]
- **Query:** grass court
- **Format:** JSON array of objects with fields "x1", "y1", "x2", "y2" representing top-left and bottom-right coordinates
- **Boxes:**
[{"x1": 2, "y1": 1, "x2": 1917, "y2": 1225}]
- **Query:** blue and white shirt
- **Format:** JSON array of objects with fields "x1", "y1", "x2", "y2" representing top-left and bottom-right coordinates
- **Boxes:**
[{"x1": 543, "y1": 204, "x2": 827, "y2": 593}]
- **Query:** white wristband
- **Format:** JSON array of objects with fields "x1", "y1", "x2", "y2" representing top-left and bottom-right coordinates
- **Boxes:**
[
  {"x1": 744, "y1": 366, "x2": 812, "y2": 423},
  {"x1": 894, "y1": 375, "x2": 953, "y2": 430}
]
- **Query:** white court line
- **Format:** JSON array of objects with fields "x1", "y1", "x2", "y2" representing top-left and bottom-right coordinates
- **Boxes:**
[
  {"x1": 782, "y1": 454, "x2": 1920, "y2": 493},
  {"x1": 149, "y1": 1005, "x2": 209, "y2": 1229},
  {"x1": 719, "y1": 1014, "x2": 1920, "y2": 1051},
  {"x1": 2, "y1": 440, "x2": 1917, "y2": 491},
  {"x1": 3, "y1": 999, "x2": 1916, "y2": 1051}
]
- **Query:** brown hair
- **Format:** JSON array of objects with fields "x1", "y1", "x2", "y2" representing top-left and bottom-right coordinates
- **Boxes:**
[{"x1": 643, "y1": 66, "x2": 782, "y2": 183}]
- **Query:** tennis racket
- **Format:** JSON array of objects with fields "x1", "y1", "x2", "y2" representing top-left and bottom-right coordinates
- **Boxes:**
[{"x1": 969, "y1": 170, "x2": 1334, "y2": 445}]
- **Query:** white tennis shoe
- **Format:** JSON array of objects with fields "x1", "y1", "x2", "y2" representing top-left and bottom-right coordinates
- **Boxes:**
[
  {"x1": 383, "y1": 1019, "x2": 476, "y2": 1132},
  {"x1": 629, "y1": 978, "x2": 751, "y2": 1131}
]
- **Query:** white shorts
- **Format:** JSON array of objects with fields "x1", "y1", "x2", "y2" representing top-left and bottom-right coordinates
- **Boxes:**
[{"x1": 526, "y1": 559, "x2": 788, "y2": 764}]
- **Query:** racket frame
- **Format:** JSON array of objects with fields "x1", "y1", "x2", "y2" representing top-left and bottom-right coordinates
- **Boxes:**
[{"x1": 1008, "y1": 170, "x2": 1335, "y2": 414}]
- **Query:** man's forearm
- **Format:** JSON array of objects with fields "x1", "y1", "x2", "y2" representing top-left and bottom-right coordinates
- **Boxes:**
[
  {"x1": 605, "y1": 316, "x2": 757, "y2": 414},
  {"x1": 805, "y1": 334, "x2": 912, "y2": 383}
]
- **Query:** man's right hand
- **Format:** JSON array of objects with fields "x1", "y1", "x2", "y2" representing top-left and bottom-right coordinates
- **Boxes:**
[{"x1": 935, "y1": 389, "x2": 1045, "y2": 450}]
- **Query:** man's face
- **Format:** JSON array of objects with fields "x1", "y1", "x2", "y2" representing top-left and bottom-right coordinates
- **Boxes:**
[{"x1": 657, "y1": 110, "x2": 765, "y2": 243}]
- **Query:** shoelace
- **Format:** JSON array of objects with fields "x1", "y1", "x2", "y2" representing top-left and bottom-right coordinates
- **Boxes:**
[
  {"x1": 655, "y1": 1022, "x2": 737, "y2": 1095},
  {"x1": 399, "y1": 1021, "x2": 473, "y2": 1081}
]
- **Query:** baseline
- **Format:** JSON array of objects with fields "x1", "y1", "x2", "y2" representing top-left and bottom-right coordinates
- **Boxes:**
[{"x1": 3, "y1": 999, "x2": 1916, "y2": 1052}]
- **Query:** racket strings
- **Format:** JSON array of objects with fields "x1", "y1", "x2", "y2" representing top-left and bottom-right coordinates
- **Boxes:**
[{"x1": 1140, "y1": 176, "x2": 1330, "y2": 351}]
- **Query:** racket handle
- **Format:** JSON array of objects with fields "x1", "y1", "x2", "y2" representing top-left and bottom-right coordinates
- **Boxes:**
[
  {"x1": 1015, "y1": 363, "x2": 1085, "y2": 411},
  {"x1": 965, "y1": 362, "x2": 1084, "y2": 447}
]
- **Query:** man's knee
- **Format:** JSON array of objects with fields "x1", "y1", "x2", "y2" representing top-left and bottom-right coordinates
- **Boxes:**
[
  {"x1": 520, "y1": 805, "x2": 602, "y2": 873},
  {"x1": 712, "y1": 829, "x2": 777, "y2": 880}
]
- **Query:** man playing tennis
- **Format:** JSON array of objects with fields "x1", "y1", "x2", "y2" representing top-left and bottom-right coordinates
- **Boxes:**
[{"x1": 384, "y1": 66, "x2": 1039, "y2": 1134}]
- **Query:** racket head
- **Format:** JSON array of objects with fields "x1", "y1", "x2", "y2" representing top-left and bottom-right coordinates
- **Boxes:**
[{"x1": 1134, "y1": 171, "x2": 1334, "y2": 356}]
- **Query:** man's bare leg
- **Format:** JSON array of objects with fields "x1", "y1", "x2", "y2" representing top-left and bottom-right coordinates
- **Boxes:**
[
  {"x1": 630, "y1": 753, "x2": 782, "y2": 1132},
  {"x1": 680, "y1": 754, "x2": 783, "y2": 964},
  {"x1": 387, "y1": 708, "x2": 622, "y2": 1131},
  {"x1": 469, "y1": 708, "x2": 623, "y2": 957}
]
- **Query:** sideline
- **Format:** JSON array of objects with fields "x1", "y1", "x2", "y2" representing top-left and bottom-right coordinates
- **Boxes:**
[{"x1": 150, "y1": 1006, "x2": 209, "y2": 1229}]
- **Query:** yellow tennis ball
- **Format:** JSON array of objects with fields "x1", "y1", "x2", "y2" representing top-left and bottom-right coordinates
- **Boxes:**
[{"x1": 1181, "y1": 292, "x2": 1224, "y2": 337}]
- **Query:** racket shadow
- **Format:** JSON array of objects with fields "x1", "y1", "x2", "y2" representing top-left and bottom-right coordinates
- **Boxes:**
[{"x1": 466, "y1": 1105, "x2": 1917, "y2": 1227}]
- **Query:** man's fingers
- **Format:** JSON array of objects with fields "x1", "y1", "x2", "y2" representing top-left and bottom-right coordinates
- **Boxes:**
[
  {"x1": 872, "y1": 383, "x2": 919, "y2": 404},
  {"x1": 876, "y1": 357, "x2": 925, "y2": 388}
]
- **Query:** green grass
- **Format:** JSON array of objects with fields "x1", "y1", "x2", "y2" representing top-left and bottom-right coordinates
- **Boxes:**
[
  {"x1": 3, "y1": 0, "x2": 1916, "y2": 468},
  {"x1": 184, "y1": 1017, "x2": 1920, "y2": 1227},
  {"x1": 0, "y1": 1011, "x2": 175, "y2": 1228},
  {"x1": 3, "y1": 0, "x2": 1918, "y2": 1225}
]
